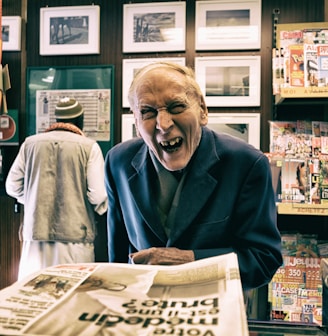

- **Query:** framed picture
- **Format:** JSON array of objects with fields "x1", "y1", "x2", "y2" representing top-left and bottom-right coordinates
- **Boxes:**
[
  {"x1": 2, "y1": 16, "x2": 21, "y2": 51},
  {"x1": 26, "y1": 65, "x2": 115, "y2": 156},
  {"x1": 123, "y1": 2, "x2": 186, "y2": 53},
  {"x1": 122, "y1": 57, "x2": 186, "y2": 107},
  {"x1": 121, "y1": 112, "x2": 261, "y2": 149},
  {"x1": 195, "y1": 0, "x2": 261, "y2": 50},
  {"x1": 195, "y1": 56, "x2": 261, "y2": 107},
  {"x1": 207, "y1": 113, "x2": 260, "y2": 149},
  {"x1": 39, "y1": 5, "x2": 100, "y2": 55},
  {"x1": 122, "y1": 114, "x2": 138, "y2": 142}
]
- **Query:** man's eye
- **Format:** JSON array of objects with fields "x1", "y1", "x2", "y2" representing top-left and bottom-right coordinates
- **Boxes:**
[
  {"x1": 141, "y1": 109, "x2": 157, "y2": 120},
  {"x1": 169, "y1": 104, "x2": 187, "y2": 114}
]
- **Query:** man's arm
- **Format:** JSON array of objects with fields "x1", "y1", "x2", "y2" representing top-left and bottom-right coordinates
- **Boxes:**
[
  {"x1": 87, "y1": 142, "x2": 108, "y2": 215},
  {"x1": 5, "y1": 142, "x2": 26, "y2": 204}
]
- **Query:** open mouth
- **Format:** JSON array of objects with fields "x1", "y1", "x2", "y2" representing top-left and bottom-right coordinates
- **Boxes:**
[{"x1": 160, "y1": 137, "x2": 182, "y2": 153}]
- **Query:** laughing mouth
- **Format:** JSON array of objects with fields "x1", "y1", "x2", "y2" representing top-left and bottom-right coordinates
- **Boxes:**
[{"x1": 160, "y1": 137, "x2": 182, "y2": 153}]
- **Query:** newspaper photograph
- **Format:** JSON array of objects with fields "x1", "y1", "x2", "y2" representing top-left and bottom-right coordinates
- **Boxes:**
[{"x1": 0, "y1": 253, "x2": 248, "y2": 335}]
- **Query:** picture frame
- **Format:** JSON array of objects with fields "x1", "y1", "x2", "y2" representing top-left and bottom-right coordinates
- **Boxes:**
[
  {"x1": 39, "y1": 5, "x2": 100, "y2": 56},
  {"x1": 2, "y1": 16, "x2": 21, "y2": 51},
  {"x1": 195, "y1": 56, "x2": 261, "y2": 107},
  {"x1": 121, "y1": 112, "x2": 261, "y2": 149},
  {"x1": 26, "y1": 65, "x2": 115, "y2": 156},
  {"x1": 207, "y1": 112, "x2": 260, "y2": 149},
  {"x1": 195, "y1": 0, "x2": 261, "y2": 50},
  {"x1": 121, "y1": 114, "x2": 138, "y2": 142},
  {"x1": 123, "y1": 2, "x2": 186, "y2": 53},
  {"x1": 122, "y1": 57, "x2": 186, "y2": 107}
]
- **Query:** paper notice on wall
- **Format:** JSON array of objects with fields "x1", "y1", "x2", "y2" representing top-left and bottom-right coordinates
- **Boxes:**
[{"x1": 36, "y1": 89, "x2": 111, "y2": 141}]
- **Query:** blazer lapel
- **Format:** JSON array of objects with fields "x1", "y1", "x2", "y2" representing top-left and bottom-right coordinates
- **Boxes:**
[{"x1": 129, "y1": 146, "x2": 168, "y2": 243}]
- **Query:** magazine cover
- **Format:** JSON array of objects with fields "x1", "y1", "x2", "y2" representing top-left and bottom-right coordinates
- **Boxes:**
[
  {"x1": 279, "y1": 29, "x2": 303, "y2": 49},
  {"x1": 265, "y1": 152, "x2": 283, "y2": 202},
  {"x1": 308, "y1": 158, "x2": 321, "y2": 204},
  {"x1": 312, "y1": 136, "x2": 321, "y2": 157},
  {"x1": 303, "y1": 43, "x2": 318, "y2": 87},
  {"x1": 289, "y1": 44, "x2": 305, "y2": 87},
  {"x1": 269, "y1": 120, "x2": 297, "y2": 155},
  {"x1": 320, "y1": 122, "x2": 328, "y2": 154},
  {"x1": 317, "y1": 44, "x2": 328, "y2": 86},
  {"x1": 280, "y1": 158, "x2": 307, "y2": 203},
  {"x1": 269, "y1": 255, "x2": 322, "y2": 326}
]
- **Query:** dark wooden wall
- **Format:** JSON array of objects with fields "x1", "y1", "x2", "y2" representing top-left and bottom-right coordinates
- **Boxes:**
[{"x1": 0, "y1": 0, "x2": 325, "y2": 294}]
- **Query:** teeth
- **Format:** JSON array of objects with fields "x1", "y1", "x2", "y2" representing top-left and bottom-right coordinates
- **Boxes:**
[{"x1": 160, "y1": 137, "x2": 181, "y2": 146}]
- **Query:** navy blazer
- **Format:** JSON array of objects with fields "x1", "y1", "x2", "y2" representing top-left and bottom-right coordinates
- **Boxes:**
[{"x1": 105, "y1": 127, "x2": 282, "y2": 290}]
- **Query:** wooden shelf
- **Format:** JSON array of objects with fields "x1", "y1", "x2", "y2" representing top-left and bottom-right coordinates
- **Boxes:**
[
  {"x1": 275, "y1": 87, "x2": 328, "y2": 104},
  {"x1": 277, "y1": 203, "x2": 328, "y2": 216}
]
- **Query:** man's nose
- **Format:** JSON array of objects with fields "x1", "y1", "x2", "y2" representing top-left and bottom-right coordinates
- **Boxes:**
[{"x1": 156, "y1": 109, "x2": 173, "y2": 132}]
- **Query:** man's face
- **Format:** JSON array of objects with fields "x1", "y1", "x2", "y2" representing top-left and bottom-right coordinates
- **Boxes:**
[{"x1": 133, "y1": 67, "x2": 208, "y2": 171}]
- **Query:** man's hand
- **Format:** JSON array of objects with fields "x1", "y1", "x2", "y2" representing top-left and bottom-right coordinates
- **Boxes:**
[{"x1": 129, "y1": 247, "x2": 195, "y2": 265}]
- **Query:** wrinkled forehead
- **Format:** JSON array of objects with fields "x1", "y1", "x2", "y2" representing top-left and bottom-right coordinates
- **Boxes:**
[
  {"x1": 138, "y1": 66, "x2": 188, "y2": 87},
  {"x1": 135, "y1": 68, "x2": 190, "y2": 101}
]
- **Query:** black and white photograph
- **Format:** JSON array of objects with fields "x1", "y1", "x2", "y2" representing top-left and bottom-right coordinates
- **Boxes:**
[
  {"x1": 39, "y1": 5, "x2": 100, "y2": 55},
  {"x1": 123, "y1": 2, "x2": 186, "y2": 53},
  {"x1": 195, "y1": 0, "x2": 261, "y2": 50},
  {"x1": 2, "y1": 16, "x2": 21, "y2": 51},
  {"x1": 205, "y1": 65, "x2": 250, "y2": 97},
  {"x1": 195, "y1": 56, "x2": 261, "y2": 107},
  {"x1": 49, "y1": 16, "x2": 89, "y2": 46},
  {"x1": 207, "y1": 113, "x2": 261, "y2": 149},
  {"x1": 2, "y1": 25, "x2": 9, "y2": 43}
]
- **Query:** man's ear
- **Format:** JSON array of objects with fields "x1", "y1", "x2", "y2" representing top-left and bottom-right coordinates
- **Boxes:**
[
  {"x1": 133, "y1": 113, "x2": 141, "y2": 137},
  {"x1": 200, "y1": 96, "x2": 208, "y2": 126}
]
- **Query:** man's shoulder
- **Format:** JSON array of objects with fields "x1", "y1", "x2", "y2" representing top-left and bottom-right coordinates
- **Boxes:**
[
  {"x1": 24, "y1": 131, "x2": 96, "y2": 149},
  {"x1": 109, "y1": 138, "x2": 144, "y2": 156},
  {"x1": 204, "y1": 127, "x2": 259, "y2": 152}
]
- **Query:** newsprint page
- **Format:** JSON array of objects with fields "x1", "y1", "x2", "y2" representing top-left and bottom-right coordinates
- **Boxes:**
[{"x1": 0, "y1": 253, "x2": 248, "y2": 336}]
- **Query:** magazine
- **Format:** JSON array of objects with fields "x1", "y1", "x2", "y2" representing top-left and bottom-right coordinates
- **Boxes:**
[
  {"x1": 304, "y1": 43, "x2": 318, "y2": 87},
  {"x1": 317, "y1": 44, "x2": 328, "y2": 86},
  {"x1": 0, "y1": 253, "x2": 248, "y2": 336}
]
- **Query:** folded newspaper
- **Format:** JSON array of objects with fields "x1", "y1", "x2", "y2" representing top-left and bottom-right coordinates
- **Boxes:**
[{"x1": 0, "y1": 252, "x2": 248, "y2": 335}]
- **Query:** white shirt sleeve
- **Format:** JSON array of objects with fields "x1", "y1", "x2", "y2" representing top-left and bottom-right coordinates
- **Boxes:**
[
  {"x1": 87, "y1": 142, "x2": 108, "y2": 215},
  {"x1": 5, "y1": 142, "x2": 26, "y2": 204}
]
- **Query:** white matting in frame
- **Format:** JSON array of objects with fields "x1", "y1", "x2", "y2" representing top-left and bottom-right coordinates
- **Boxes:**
[
  {"x1": 122, "y1": 57, "x2": 186, "y2": 108},
  {"x1": 121, "y1": 112, "x2": 260, "y2": 149},
  {"x1": 2, "y1": 16, "x2": 21, "y2": 51},
  {"x1": 195, "y1": 0, "x2": 261, "y2": 50},
  {"x1": 207, "y1": 113, "x2": 260, "y2": 149},
  {"x1": 123, "y1": 2, "x2": 186, "y2": 53},
  {"x1": 39, "y1": 5, "x2": 100, "y2": 55},
  {"x1": 195, "y1": 56, "x2": 261, "y2": 107},
  {"x1": 122, "y1": 114, "x2": 137, "y2": 142}
]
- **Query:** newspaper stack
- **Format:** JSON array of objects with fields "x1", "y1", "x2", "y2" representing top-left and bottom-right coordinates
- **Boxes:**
[{"x1": 0, "y1": 253, "x2": 248, "y2": 335}]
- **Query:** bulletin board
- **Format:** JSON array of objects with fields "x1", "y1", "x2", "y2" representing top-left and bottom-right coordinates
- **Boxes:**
[{"x1": 26, "y1": 65, "x2": 115, "y2": 156}]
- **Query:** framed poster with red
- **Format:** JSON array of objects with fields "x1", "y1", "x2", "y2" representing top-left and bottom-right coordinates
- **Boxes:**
[{"x1": 0, "y1": 110, "x2": 19, "y2": 145}]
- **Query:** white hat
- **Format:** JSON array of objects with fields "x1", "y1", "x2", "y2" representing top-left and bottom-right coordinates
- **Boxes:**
[{"x1": 55, "y1": 97, "x2": 83, "y2": 119}]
